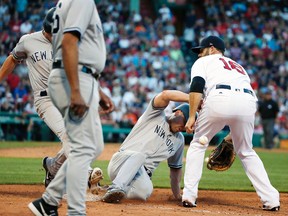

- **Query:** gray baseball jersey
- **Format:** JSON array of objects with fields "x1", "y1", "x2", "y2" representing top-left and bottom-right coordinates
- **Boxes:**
[
  {"x1": 12, "y1": 31, "x2": 52, "y2": 92},
  {"x1": 11, "y1": 30, "x2": 72, "y2": 182},
  {"x1": 43, "y1": 0, "x2": 106, "y2": 214},
  {"x1": 52, "y1": 0, "x2": 106, "y2": 73},
  {"x1": 11, "y1": 31, "x2": 70, "y2": 182},
  {"x1": 107, "y1": 98, "x2": 184, "y2": 200},
  {"x1": 120, "y1": 98, "x2": 184, "y2": 173}
]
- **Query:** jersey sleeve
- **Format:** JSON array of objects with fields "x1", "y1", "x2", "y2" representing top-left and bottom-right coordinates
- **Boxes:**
[
  {"x1": 167, "y1": 134, "x2": 184, "y2": 169},
  {"x1": 64, "y1": 0, "x2": 95, "y2": 38},
  {"x1": 11, "y1": 35, "x2": 28, "y2": 62},
  {"x1": 190, "y1": 58, "x2": 207, "y2": 82},
  {"x1": 138, "y1": 97, "x2": 165, "y2": 123}
]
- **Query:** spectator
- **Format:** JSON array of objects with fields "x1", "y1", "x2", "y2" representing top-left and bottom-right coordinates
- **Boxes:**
[
  {"x1": 7, "y1": 73, "x2": 20, "y2": 92},
  {"x1": 0, "y1": 92, "x2": 14, "y2": 112},
  {"x1": 131, "y1": 10, "x2": 142, "y2": 23},
  {"x1": 0, "y1": 0, "x2": 288, "y2": 145},
  {"x1": 119, "y1": 107, "x2": 138, "y2": 128},
  {"x1": 9, "y1": 13, "x2": 22, "y2": 34},
  {"x1": 158, "y1": 4, "x2": 172, "y2": 23},
  {"x1": 0, "y1": 2, "x2": 9, "y2": 17},
  {"x1": 23, "y1": 94, "x2": 36, "y2": 114},
  {"x1": 16, "y1": 0, "x2": 28, "y2": 16},
  {"x1": 103, "y1": 15, "x2": 117, "y2": 35},
  {"x1": 20, "y1": 19, "x2": 33, "y2": 34},
  {"x1": 0, "y1": 47, "x2": 7, "y2": 65},
  {"x1": 13, "y1": 80, "x2": 28, "y2": 102}
]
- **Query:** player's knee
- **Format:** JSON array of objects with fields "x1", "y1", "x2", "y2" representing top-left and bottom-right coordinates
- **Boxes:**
[
  {"x1": 237, "y1": 149, "x2": 256, "y2": 159},
  {"x1": 130, "y1": 151, "x2": 146, "y2": 161},
  {"x1": 127, "y1": 184, "x2": 153, "y2": 200}
]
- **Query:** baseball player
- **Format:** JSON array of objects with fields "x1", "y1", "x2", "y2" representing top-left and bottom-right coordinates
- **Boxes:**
[
  {"x1": 0, "y1": 7, "x2": 102, "y2": 190},
  {"x1": 28, "y1": 0, "x2": 113, "y2": 215},
  {"x1": 182, "y1": 35, "x2": 280, "y2": 211},
  {"x1": 102, "y1": 90, "x2": 190, "y2": 203}
]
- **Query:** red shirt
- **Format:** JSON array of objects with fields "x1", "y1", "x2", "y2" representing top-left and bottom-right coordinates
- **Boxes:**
[{"x1": 6, "y1": 73, "x2": 20, "y2": 91}]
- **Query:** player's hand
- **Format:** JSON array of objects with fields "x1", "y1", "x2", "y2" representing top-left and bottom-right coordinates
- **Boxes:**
[
  {"x1": 99, "y1": 89, "x2": 114, "y2": 114},
  {"x1": 185, "y1": 117, "x2": 195, "y2": 134},
  {"x1": 99, "y1": 98, "x2": 114, "y2": 114},
  {"x1": 69, "y1": 92, "x2": 89, "y2": 122}
]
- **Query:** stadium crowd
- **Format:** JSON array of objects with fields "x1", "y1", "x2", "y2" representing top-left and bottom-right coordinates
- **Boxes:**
[{"x1": 0, "y1": 0, "x2": 287, "y2": 141}]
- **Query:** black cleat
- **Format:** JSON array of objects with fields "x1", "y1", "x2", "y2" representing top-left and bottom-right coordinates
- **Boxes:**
[
  {"x1": 182, "y1": 200, "x2": 197, "y2": 208},
  {"x1": 263, "y1": 205, "x2": 280, "y2": 211},
  {"x1": 28, "y1": 198, "x2": 58, "y2": 216}
]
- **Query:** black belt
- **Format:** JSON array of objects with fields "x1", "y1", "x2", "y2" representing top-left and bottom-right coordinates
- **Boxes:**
[
  {"x1": 144, "y1": 166, "x2": 152, "y2": 178},
  {"x1": 216, "y1": 84, "x2": 253, "y2": 96},
  {"x1": 40, "y1": 90, "x2": 48, "y2": 97},
  {"x1": 52, "y1": 60, "x2": 100, "y2": 80}
]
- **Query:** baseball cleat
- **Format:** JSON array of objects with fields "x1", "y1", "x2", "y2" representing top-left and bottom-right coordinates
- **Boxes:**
[
  {"x1": 102, "y1": 187, "x2": 125, "y2": 203},
  {"x1": 262, "y1": 205, "x2": 280, "y2": 211},
  {"x1": 182, "y1": 200, "x2": 197, "y2": 208},
  {"x1": 28, "y1": 198, "x2": 58, "y2": 216},
  {"x1": 42, "y1": 157, "x2": 54, "y2": 187}
]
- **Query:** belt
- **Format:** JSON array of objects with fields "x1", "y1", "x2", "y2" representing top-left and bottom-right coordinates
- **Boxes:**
[
  {"x1": 144, "y1": 166, "x2": 152, "y2": 178},
  {"x1": 52, "y1": 60, "x2": 101, "y2": 80},
  {"x1": 216, "y1": 84, "x2": 254, "y2": 96},
  {"x1": 40, "y1": 90, "x2": 48, "y2": 97}
]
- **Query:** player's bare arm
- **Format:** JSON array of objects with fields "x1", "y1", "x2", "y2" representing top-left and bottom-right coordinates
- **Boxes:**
[
  {"x1": 99, "y1": 87, "x2": 114, "y2": 114},
  {"x1": 62, "y1": 32, "x2": 88, "y2": 118},
  {"x1": 186, "y1": 75, "x2": 205, "y2": 134},
  {"x1": 0, "y1": 55, "x2": 18, "y2": 82},
  {"x1": 169, "y1": 167, "x2": 182, "y2": 201},
  {"x1": 153, "y1": 90, "x2": 189, "y2": 108},
  {"x1": 186, "y1": 92, "x2": 202, "y2": 133}
]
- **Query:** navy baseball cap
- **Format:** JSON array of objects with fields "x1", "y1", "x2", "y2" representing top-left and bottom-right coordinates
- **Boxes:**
[
  {"x1": 191, "y1": 36, "x2": 225, "y2": 54},
  {"x1": 173, "y1": 103, "x2": 190, "y2": 123}
]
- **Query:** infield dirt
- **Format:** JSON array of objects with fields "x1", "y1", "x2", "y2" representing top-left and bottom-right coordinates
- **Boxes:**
[{"x1": 0, "y1": 143, "x2": 287, "y2": 216}]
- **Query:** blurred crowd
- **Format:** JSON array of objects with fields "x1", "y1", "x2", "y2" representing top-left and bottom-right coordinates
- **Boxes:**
[{"x1": 0, "y1": 0, "x2": 287, "y2": 141}]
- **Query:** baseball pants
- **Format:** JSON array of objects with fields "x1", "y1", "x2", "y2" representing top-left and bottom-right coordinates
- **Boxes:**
[
  {"x1": 108, "y1": 150, "x2": 153, "y2": 200},
  {"x1": 43, "y1": 69, "x2": 104, "y2": 215},
  {"x1": 183, "y1": 89, "x2": 280, "y2": 208}
]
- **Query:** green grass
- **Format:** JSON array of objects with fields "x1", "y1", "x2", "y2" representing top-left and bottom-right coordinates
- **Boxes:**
[
  {"x1": 0, "y1": 142, "x2": 287, "y2": 192},
  {"x1": 151, "y1": 151, "x2": 288, "y2": 192},
  {"x1": 0, "y1": 141, "x2": 59, "y2": 149},
  {"x1": 0, "y1": 157, "x2": 109, "y2": 185}
]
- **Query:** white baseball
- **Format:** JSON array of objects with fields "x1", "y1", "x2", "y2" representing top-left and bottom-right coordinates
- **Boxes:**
[
  {"x1": 199, "y1": 135, "x2": 208, "y2": 145},
  {"x1": 204, "y1": 157, "x2": 209, "y2": 163}
]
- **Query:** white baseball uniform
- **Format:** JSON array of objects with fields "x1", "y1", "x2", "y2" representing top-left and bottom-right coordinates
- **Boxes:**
[
  {"x1": 42, "y1": 0, "x2": 106, "y2": 214},
  {"x1": 182, "y1": 53, "x2": 280, "y2": 208},
  {"x1": 12, "y1": 31, "x2": 69, "y2": 172},
  {"x1": 107, "y1": 98, "x2": 184, "y2": 200}
]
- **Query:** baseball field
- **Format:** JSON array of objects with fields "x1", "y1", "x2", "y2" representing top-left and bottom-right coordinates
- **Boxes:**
[{"x1": 0, "y1": 141, "x2": 287, "y2": 215}]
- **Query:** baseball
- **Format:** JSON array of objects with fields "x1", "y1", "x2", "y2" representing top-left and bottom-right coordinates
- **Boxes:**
[
  {"x1": 204, "y1": 157, "x2": 209, "y2": 163},
  {"x1": 199, "y1": 135, "x2": 208, "y2": 145}
]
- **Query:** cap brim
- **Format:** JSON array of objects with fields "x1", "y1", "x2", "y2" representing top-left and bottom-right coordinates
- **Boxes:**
[{"x1": 191, "y1": 46, "x2": 205, "y2": 54}]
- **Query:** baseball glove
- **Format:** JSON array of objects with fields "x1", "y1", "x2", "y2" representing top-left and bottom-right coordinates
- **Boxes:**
[
  {"x1": 89, "y1": 167, "x2": 104, "y2": 195},
  {"x1": 207, "y1": 138, "x2": 236, "y2": 171}
]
